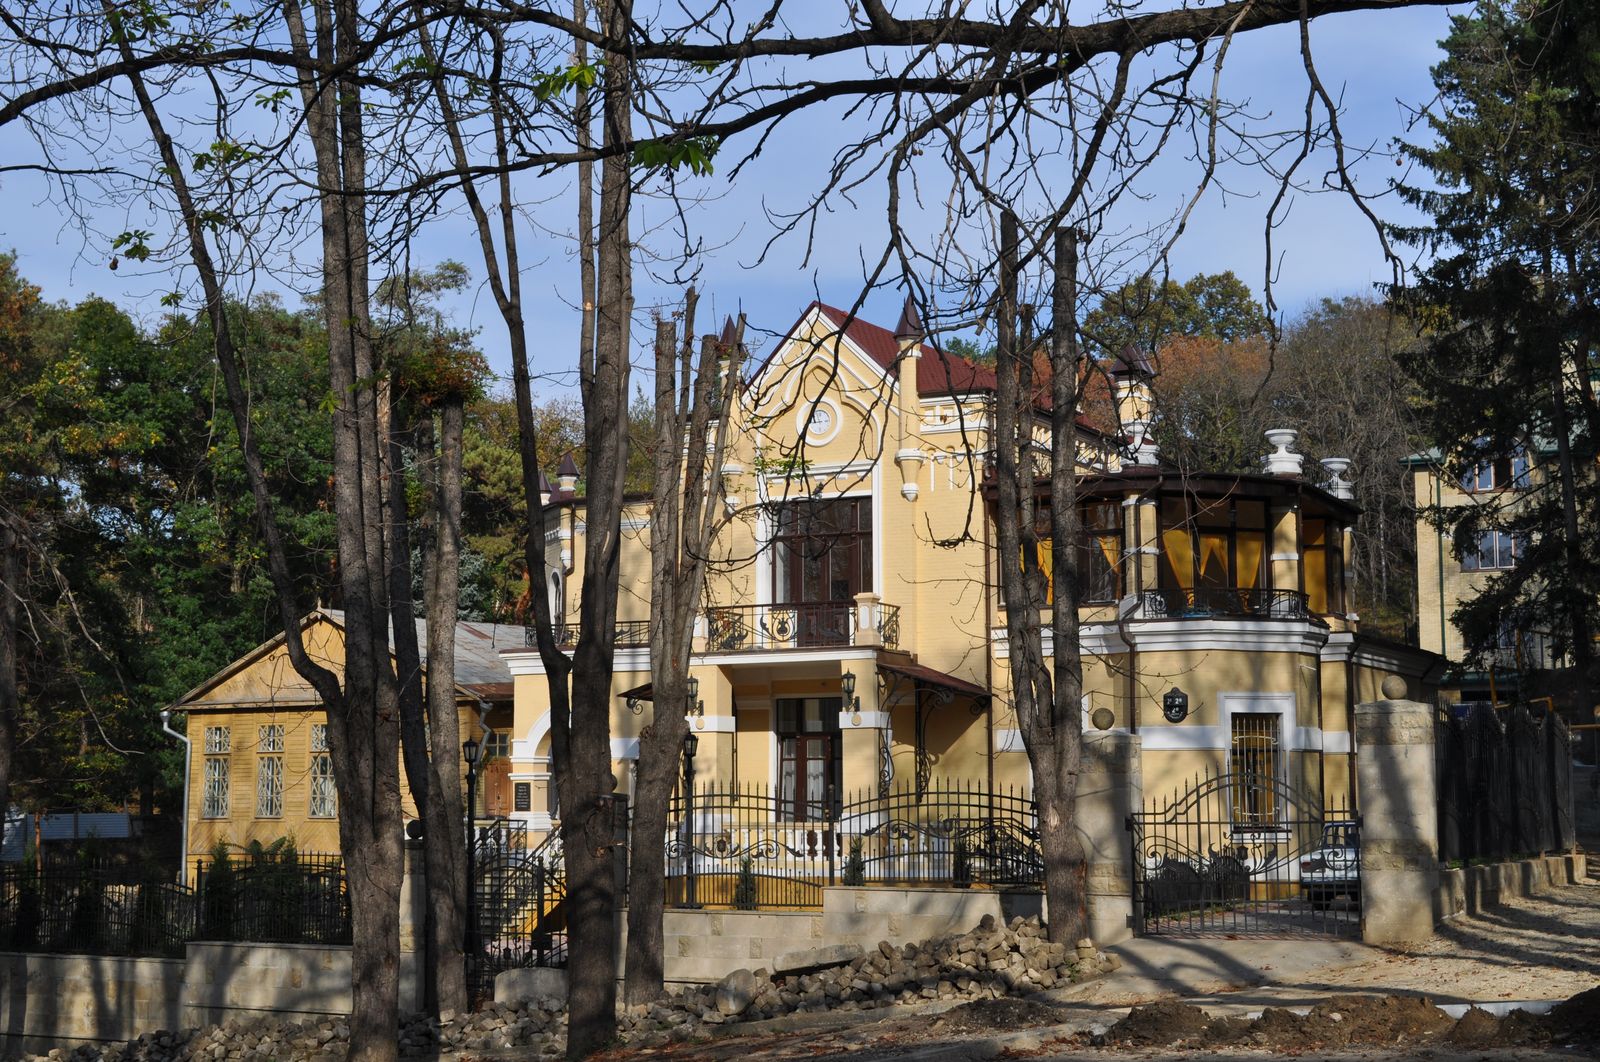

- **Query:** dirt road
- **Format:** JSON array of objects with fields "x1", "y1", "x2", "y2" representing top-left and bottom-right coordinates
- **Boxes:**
[{"x1": 590, "y1": 874, "x2": 1600, "y2": 1062}]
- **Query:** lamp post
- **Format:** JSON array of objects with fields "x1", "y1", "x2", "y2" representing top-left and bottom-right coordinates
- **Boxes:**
[
  {"x1": 462, "y1": 736, "x2": 482, "y2": 965},
  {"x1": 681, "y1": 729, "x2": 700, "y2": 909}
]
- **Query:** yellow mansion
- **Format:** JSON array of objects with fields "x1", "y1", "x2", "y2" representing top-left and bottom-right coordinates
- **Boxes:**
[{"x1": 502, "y1": 301, "x2": 1443, "y2": 838}]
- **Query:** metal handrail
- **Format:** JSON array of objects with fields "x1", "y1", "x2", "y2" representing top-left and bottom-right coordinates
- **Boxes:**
[
  {"x1": 1137, "y1": 587, "x2": 1309, "y2": 620},
  {"x1": 703, "y1": 601, "x2": 901, "y2": 651}
]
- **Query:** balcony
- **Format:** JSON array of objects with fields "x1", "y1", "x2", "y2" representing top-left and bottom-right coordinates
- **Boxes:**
[
  {"x1": 703, "y1": 600, "x2": 901, "y2": 652},
  {"x1": 1136, "y1": 587, "x2": 1310, "y2": 621},
  {"x1": 523, "y1": 620, "x2": 652, "y2": 649}
]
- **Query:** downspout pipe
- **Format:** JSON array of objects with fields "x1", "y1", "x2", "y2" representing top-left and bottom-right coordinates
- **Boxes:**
[{"x1": 159, "y1": 709, "x2": 190, "y2": 885}]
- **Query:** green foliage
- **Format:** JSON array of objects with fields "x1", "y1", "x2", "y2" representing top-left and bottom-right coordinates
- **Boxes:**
[
  {"x1": 632, "y1": 136, "x2": 720, "y2": 176},
  {"x1": 732, "y1": 856, "x2": 759, "y2": 910},
  {"x1": 1391, "y1": 0, "x2": 1600, "y2": 671},
  {"x1": 532, "y1": 62, "x2": 602, "y2": 102},
  {"x1": 841, "y1": 838, "x2": 865, "y2": 886},
  {"x1": 1083, "y1": 271, "x2": 1269, "y2": 360}
]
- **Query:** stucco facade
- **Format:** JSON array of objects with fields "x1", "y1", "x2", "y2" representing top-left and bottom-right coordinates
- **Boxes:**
[{"x1": 505, "y1": 301, "x2": 1443, "y2": 837}]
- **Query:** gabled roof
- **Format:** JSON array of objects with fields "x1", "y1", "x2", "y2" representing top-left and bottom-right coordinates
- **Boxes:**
[
  {"x1": 809, "y1": 302, "x2": 997, "y2": 399},
  {"x1": 765, "y1": 303, "x2": 1108, "y2": 441},
  {"x1": 171, "y1": 609, "x2": 519, "y2": 710}
]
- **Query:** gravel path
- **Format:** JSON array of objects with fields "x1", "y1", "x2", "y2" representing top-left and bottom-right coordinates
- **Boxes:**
[{"x1": 1308, "y1": 875, "x2": 1600, "y2": 1004}]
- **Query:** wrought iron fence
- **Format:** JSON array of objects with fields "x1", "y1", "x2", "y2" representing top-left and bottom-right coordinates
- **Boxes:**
[
  {"x1": 663, "y1": 780, "x2": 1039, "y2": 910},
  {"x1": 470, "y1": 816, "x2": 529, "y2": 858},
  {"x1": 1436, "y1": 702, "x2": 1575, "y2": 865},
  {"x1": 193, "y1": 850, "x2": 350, "y2": 945},
  {"x1": 1137, "y1": 587, "x2": 1310, "y2": 620},
  {"x1": 0, "y1": 864, "x2": 194, "y2": 957},
  {"x1": 1128, "y1": 770, "x2": 1360, "y2": 938}
]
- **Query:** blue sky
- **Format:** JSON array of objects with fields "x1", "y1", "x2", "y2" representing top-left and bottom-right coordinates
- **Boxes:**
[{"x1": 0, "y1": 4, "x2": 1463, "y2": 398}]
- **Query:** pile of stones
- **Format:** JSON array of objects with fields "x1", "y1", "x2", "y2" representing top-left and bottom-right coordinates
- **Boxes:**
[
  {"x1": 616, "y1": 915, "x2": 1119, "y2": 1046},
  {"x1": 24, "y1": 916, "x2": 1115, "y2": 1061}
]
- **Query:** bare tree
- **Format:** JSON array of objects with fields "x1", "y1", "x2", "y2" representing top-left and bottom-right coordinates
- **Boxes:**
[
  {"x1": 988, "y1": 212, "x2": 1090, "y2": 943},
  {"x1": 623, "y1": 301, "x2": 743, "y2": 1004}
]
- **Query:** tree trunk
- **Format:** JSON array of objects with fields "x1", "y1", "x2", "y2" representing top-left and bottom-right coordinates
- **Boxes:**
[
  {"x1": 387, "y1": 422, "x2": 440, "y2": 1014},
  {"x1": 282, "y1": 1, "x2": 406, "y2": 1054},
  {"x1": 564, "y1": 2, "x2": 633, "y2": 1053},
  {"x1": 1043, "y1": 227, "x2": 1088, "y2": 946},
  {"x1": 117, "y1": 18, "x2": 402, "y2": 1057},
  {"x1": 990, "y1": 211, "x2": 1089, "y2": 947},
  {"x1": 0, "y1": 522, "x2": 18, "y2": 857},
  {"x1": 421, "y1": 400, "x2": 470, "y2": 1016}
]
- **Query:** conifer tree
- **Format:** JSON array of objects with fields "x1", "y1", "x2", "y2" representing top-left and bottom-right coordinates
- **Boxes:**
[{"x1": 1393, "y1": 0, "x2": 1600, "y2": 720}]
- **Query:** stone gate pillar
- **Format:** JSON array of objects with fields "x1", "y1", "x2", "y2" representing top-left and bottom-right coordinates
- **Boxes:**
[
  {"x1": 1354, "y1": 697, "x2": 1439, "y2": 945},
  {"x1": 1076, "y1": 730, "x2": 1142, "y2": 945}
]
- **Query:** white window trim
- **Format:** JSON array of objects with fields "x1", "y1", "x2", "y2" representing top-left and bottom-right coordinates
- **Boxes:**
[
  {"x1": 201, "y1": 757, "x2": 230, "y2": 819},
  {"x1": 1220, "y1": 692, "x2": 1296, "y2": 767},
  {"x1": 256, "y1": 755, "x2": 284, "y2": 818}
]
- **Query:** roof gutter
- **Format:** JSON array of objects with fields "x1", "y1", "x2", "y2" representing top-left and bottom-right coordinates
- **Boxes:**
[{"x1": 159, "y1": 709, "x2": 190, "y2": 885}]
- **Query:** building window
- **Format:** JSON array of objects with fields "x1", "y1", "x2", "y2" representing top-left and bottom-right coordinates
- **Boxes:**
[
  {"x1": 1458, "y1": 451, "x2": 1530, "y2": 493},
  {"x1": 484, "y1": 731, "x2": 510, "y2": 761},
  {"x1": 775, "y1": 697, "x2": 843, "y2": 822},
  {"x1": 1461, "y1": 530, "x2": 1519, "y2": 571},
  {"x1": 1302, "y1": 518, "x2": 1345, "y2": 614},
  {"x1": 771, "y1": 497, "x2": 873, "y2": 605},
  {"x1": 310, "y1": 723, "x2": 329, "y2": 752},
  {"x1": 203, "y1": 726, "x2": 231, "y2": 755},
  {"x1": 258, "y1": 724, "x2": 285, "y2": 753},
  {"x1": 256, "y1": 756, "x2": 284, "y2": 818},
  {"x1": 1158, "y1": 498, "x2": 1268, "y2": 595},
  {"x1": 309, "y1": 754, "x2": 337, "y2": 819},
  {"x1": 202, "y1": 757, "x2": 230, "y2": 819},
  {"x1": 1229, "y1": 713, "x2": 1282, "y2": 825},
  {"x1": 1034, "y1": 502, "x2": 1124, "y2": 605}
]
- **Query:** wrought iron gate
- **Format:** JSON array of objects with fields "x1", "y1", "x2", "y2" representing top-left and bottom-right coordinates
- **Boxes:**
[
  {"x1": 1128, "y1": 770, "x2": 1360, "y2": 938},
  {"x1": 467, "y1": 823, "x2": 566, "y2": 1004}
]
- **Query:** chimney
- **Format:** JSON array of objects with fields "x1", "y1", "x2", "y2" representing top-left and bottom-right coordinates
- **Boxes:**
[
  {"x1": 538, "y1": 470, "x2": 553, "y2": 507},
  {"x1": 1321, "y1": 457, "x2": 1355, "y2": 500},
  {"x1": 893, "y1": 295, "x2": 926, "y2": 501},
  {"x1": 1262, "y1": 429, "x2": 1305, "y2": 476},
  {"x1": 556, "y1": 452, "x2": 580, "y2": 493}
]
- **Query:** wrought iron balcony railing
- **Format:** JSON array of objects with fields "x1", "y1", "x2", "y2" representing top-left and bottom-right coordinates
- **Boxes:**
[
  {"x1": 523, "y1": 620, "x2": 652, "y2": 649},
  {"x1": 1136, "y1": 587, "x2": 1310, "y2": 621},
  {"x1": 703, "y1": 601, "x2": 901, "y2": 652}
]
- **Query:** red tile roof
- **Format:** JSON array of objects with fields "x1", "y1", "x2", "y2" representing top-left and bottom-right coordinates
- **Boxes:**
[
  {"x1": 798, "y1": 302, "x2": 1106, "y2": 437},
  {"x1": 809, "y1": 302, "x2": 997, "y2": 398}
]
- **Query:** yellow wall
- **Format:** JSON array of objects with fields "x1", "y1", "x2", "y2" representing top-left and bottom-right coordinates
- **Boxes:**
[
  {"x1": 177, "y1": 615, "x2": 511, "y2": 868},
  {"x1": 509, "y1": 304, "x2": 1436, "y2": 828}
]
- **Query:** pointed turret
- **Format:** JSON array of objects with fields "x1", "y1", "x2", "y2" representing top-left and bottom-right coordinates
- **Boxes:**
[
  {"x1": 1111, "y1": 346, "x2": 1159, "y2": 466},
  {"x1": 893, "y1": 294, "x2": 927, "y2": 501},
  {"x1": 556, "y1": 453, "x2": 580, "y2": 493},
  {"x1": 893, "y1": 296, "x2": 924, "y2": 344},
  {"x1": 538, "y1": 470, "x2": 553, "y2": 507}
]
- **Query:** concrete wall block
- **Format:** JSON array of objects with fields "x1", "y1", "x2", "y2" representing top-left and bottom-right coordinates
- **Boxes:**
[{"x1": 1355, "y1": 699, "x2": 1439, "y2": 946}]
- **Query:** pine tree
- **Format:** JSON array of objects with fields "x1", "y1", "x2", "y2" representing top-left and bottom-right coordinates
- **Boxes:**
[{"x1": 1392, "y1": 0, "x2": 1600, "y2": 720}]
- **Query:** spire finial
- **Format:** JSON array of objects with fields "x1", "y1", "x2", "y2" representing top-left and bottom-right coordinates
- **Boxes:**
[{"x1": 894, "y1": 295, "x2": 924, "y2": 344}]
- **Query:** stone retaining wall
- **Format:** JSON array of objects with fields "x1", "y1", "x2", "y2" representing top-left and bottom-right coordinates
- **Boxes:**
[
  {"x1": 0, "y1": 953, "x2": 183, "y2": 1057},
  {"x1": 657, "y1": 886, "x2": 1043, "y2": 984},
  {"x1": 1435, "y1": 853, "x2": 1586, "y2": 921}
]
